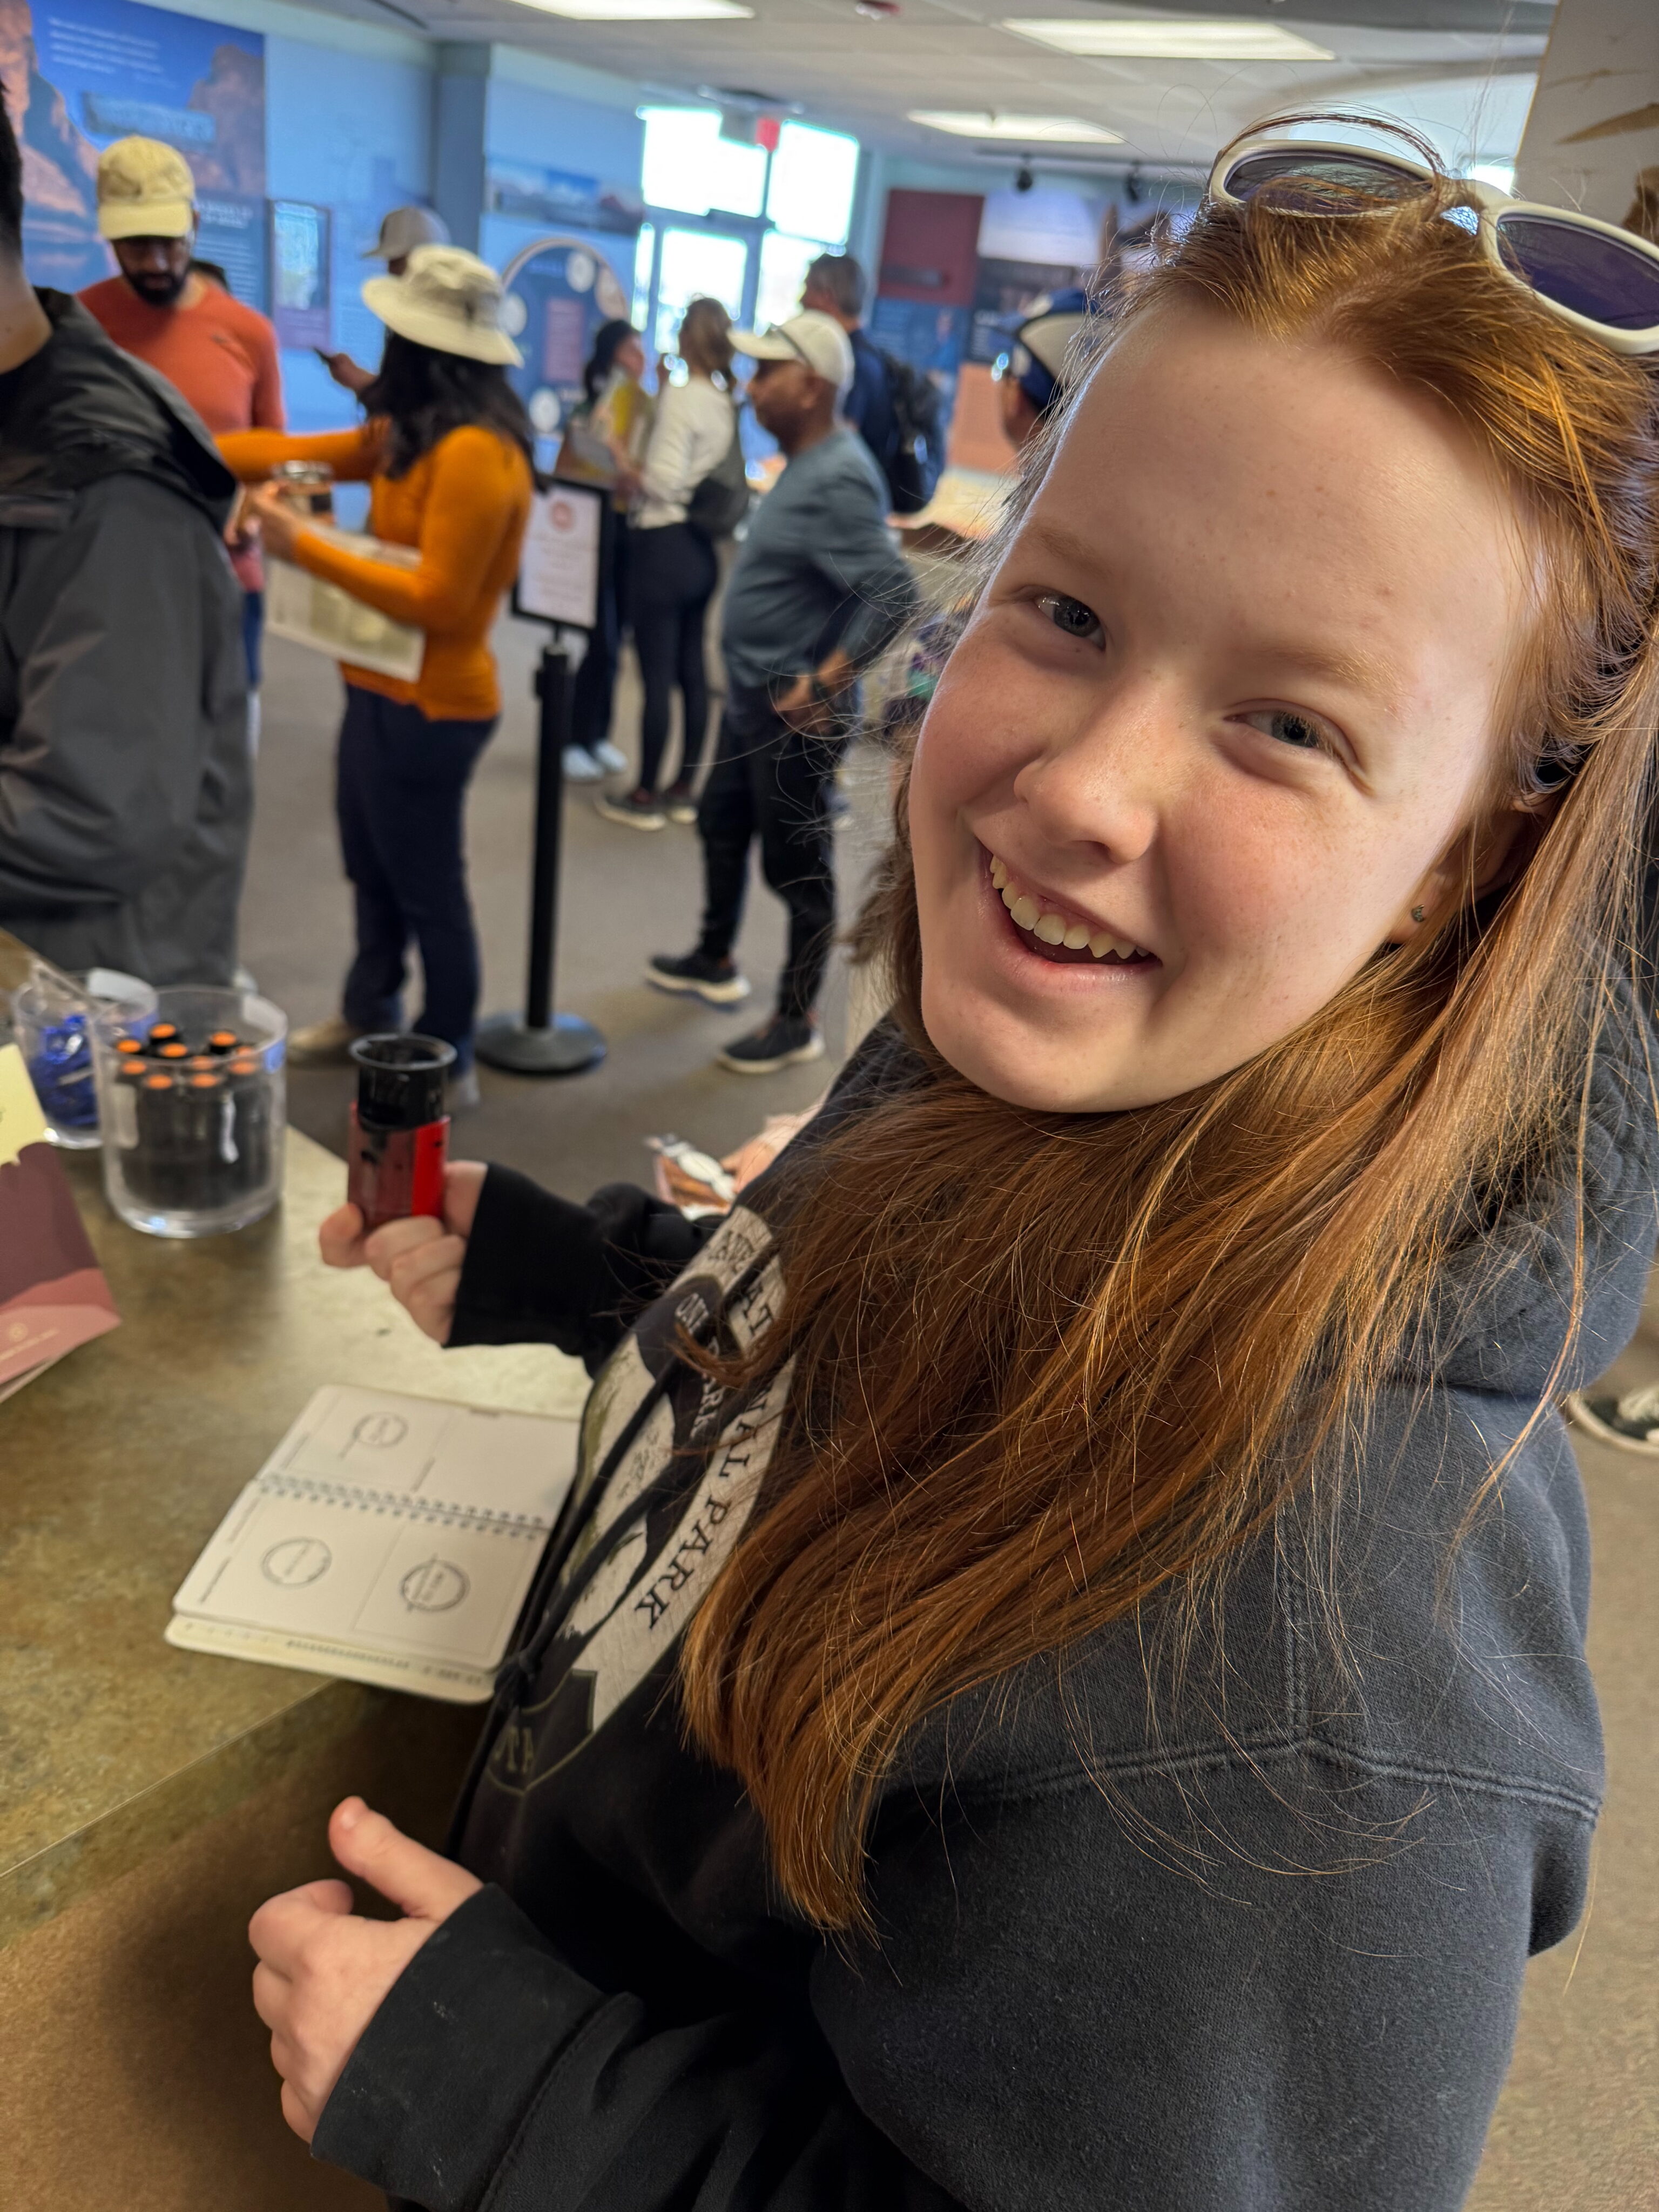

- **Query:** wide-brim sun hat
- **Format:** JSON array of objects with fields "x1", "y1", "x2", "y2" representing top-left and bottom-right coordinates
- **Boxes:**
[
  {"x1": 729, "y1": 310, "x2": 854, "y2": 400},
  {"x1": 362, "y1": 244, "x2": 522, "y2": 367},
  {"x1": 96, "y1": 135, "x2": 195, "y2": 241}
]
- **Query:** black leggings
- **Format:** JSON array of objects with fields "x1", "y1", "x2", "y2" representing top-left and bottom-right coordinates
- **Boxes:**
[{"x1": 630, "y1": 522, "x2": 717, "y2": 793}]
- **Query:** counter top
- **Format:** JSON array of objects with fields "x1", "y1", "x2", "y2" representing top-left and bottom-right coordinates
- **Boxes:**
[{"x1": 1, "y1": 1122, "x2": 588, "y2": 1951}]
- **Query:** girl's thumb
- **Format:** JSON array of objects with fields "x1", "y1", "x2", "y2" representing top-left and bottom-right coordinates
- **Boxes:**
[{"x1": 328, "y1": 1797, "x2": 481, "y2": 1920}]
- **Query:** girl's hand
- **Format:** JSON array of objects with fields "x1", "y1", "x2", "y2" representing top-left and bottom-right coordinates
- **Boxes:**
[
  {"x1": 249, "y1": 1798, "x2": 482, "y2": 2143},
  {"x1": 244, "y1": 483, "x2": 302, "y2": 564},
  {"x1": 319, "y1": 1160, "x2": 487, "y2": 1345}
]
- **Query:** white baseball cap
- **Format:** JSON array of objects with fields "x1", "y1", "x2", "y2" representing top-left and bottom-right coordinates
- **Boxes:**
[
  {"x1": 730, "y1": 311, "x2": 854, "y2": 400},
  {"x1": 363, "y1": 205, "x2": 450, "y2": 262},
  {"x1": 361, "y1": 245, "x2": 523, "y2": 368},
  {"x1": 96, "y1": 137, "x2": 195, "y2": 241}
]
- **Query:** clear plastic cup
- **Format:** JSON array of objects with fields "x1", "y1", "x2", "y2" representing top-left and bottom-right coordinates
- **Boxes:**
[
  {"x1": 92, "y1": 986, "x2": 287, "y2": 1237},
  {"x1": 11, "y1": 967, "x2": 157, "y2": 1149}
]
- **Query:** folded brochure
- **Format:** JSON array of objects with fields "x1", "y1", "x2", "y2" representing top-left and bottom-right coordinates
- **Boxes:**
[
  {"x1": 0, "y1": 1040, "x2": 120, "y2": 1402},
  {"x1": 168, "y1": 1384, "x2": 579, "y2": 1702}
]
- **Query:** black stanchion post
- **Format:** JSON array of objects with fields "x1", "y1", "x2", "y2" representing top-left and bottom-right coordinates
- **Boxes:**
[{"x1": 475, "y1": 637, "x2": 606, "y2": 1076}]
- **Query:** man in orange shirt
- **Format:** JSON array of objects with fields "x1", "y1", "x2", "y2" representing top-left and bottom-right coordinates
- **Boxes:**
[{"x1": 79, "y1": 137, "x2": 284, "y2": 703}]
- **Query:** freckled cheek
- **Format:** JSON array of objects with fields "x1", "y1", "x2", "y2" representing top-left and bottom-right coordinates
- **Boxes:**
[
  {"x1": 1166, "y1": 810, "x2": 1373, "y2": 977},
  {"x1": 914, "y1": 637, "x2": 1045, "y2": 817}
]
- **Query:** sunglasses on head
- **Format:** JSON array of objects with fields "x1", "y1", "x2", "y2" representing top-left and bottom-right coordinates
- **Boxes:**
[{"x1": 1210, "y1": 137, "x2": 1659, "y2": 358}]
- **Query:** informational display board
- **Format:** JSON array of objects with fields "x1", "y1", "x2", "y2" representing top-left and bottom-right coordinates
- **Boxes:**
[
  {"x1": 10, "y1": 0, "x2": 267, "y2": 302},
  {"x1": 516, "y1": 482, "x2": 603, "y2": 633},
  {"x1": 269, "y1": 199, "x2": 331, "y2": 349},
  {"x1": 500, "y1": 234, "x2": 632, "y2": 479}
]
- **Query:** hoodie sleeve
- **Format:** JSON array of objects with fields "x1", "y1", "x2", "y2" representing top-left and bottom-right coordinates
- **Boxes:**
[
  {"x1": 310, "y1": 1737, "x2": 1583, "y2": 2212},
  {"x1": 448, "y1": 1164, "x2": 720, "y2": 1371},
  {"x1": 0, "y1": 476, "x2": 242, "y2": 915}
]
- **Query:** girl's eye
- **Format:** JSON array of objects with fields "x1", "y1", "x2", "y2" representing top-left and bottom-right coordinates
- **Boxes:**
[
  {"x1": 1035, "y1": 592, "x2": 1103, "y2": 645},
  {"x1": 1241, "y1": 707, "x2": 1334, "y2": 753}
]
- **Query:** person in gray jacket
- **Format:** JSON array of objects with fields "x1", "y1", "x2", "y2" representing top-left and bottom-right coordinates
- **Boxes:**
[
  {"x1": 647, "y1": 309, "x2": 920, "y2": 1074},
  {"x1": 0, "y1": 89, "x2": 248, "y2": 987}
]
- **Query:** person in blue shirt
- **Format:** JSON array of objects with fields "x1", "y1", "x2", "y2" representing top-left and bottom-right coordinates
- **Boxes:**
[{"x1": 801, "y1": 254, "x2": 894, "y2": 486}]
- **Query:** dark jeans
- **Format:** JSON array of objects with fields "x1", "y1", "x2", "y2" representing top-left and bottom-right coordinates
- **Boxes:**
[
  {"x1": 242, "y1": 589, "x2": 264, "y2": 688},
  {"x1": 335, "y1": 685, "x2": 496, "y2": 1071},
  {"x1": 696, "y1": 698, "x2": 838, "y2": 1021},
  {"x1": 631, "y1": 522, "x2": 717, "y2": 793},
  {"x1": 570, "y1": 505, "x2": 630, "y2": 756}
]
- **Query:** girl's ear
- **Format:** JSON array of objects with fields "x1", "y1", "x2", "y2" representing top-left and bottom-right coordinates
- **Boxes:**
[{"x1": 1386, "y1": 795, "x2": 1558, "y2": 942}]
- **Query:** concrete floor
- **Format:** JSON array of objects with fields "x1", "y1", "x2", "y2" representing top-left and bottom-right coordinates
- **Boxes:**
[
  {"x1": 242, "y1": 619, "x2": 1657, "y2": 2209},
  {"x1": 244, "y1": 618, "x2": 882, "y2": 1198}
]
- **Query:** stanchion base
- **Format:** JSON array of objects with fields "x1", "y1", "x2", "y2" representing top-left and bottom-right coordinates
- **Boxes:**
[{"x1": 474, "y1": 1012, "x2": 606, "y2": 1077}]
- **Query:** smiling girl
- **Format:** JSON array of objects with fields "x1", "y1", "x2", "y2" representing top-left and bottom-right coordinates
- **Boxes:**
[{"x1": 250, "y1": 125, "x2": 1659, "y2": 2209}]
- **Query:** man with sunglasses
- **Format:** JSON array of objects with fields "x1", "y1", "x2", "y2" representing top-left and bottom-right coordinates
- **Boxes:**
[{"x1": 647, "y1": 308, "x2": 919, "y2": 1073}]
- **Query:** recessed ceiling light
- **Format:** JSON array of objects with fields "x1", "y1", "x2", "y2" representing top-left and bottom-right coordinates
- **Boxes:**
[
  {"x1": 908, "y1": 110, "x2": 1124, "y2": 143},
  {"x1": 514, "y1": 0, "x2": 752, "y2": 18},
  {"x1": 1003, "y1": 18, "x2": 1335, "y2": 62}
]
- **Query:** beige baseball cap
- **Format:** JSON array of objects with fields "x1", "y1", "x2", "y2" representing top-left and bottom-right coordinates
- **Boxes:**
[
  {"x1": 96, "y1": 137, "x2": 195, "y2": 241},
  {"x1": 361, "y1": 244, "x2": 523, "y2": 368},
  {"x1": 729, "y1": 310, "x2": 854, "y2": 400}
]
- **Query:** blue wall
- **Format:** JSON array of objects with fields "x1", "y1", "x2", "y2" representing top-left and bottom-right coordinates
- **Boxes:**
[{"x1": 265, "y1": 34, "x2": 435, "y2": 432}]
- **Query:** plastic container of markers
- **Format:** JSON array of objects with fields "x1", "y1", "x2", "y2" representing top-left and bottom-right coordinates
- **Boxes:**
[
  {"x1": 92, "y1": 986, "x2": 287, "y2": 1237},
  {"x1": 10, "y1": 967, "x2": 156, "y2": 1148}
]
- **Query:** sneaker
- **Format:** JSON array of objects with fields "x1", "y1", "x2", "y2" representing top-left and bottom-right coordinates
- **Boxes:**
[
  {"x1": 645, "y1": 949, "x2": 751, "y2": 1007},
  {"x1": 563, "y1": 745, "x2": 604, "y2": 784},
  {"x1": 595, "y1": 789, "x2": 666, "y2": 831},
  {"x1": 717, "y1": 1015, "x2": 825, "y2": 1075},
  {"x1": 448, "y1": 1067, "x2": 481, "y2": 1114},
  {"x1": 1565, "y1": 1382, "x2": 1659, "y2": 1454},
  {"x1": 288, "y1": 1013, "x2": 366, "y2": 1065},
  {"x1": 592, "y1": 739, "x2": 630, "y2": 776},
  {"x1": 663, "y1": 781, "x2": 698, "y2": 826}
]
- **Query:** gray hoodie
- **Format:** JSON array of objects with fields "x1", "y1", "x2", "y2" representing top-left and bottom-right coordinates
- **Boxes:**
[
  {"x1": 314, "y1": 1006, "x2": 1657, "y2": 2211},
  {"x1": 0, "y1": 291, "x2": 248, "y2": 986}
]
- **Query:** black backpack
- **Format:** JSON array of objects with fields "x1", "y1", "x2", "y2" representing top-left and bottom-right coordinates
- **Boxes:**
[
  {"x1": 685, "y1": 398, "x2": 752, "y2": 539},
  {"x1": 875, "y1": 350, "x2": 945, "y2": 516}
]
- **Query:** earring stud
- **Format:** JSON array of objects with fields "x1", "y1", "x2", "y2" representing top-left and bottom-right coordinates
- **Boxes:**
[{"x1": 1411, "y1": 906, "x2": 1426, "y2": 923}]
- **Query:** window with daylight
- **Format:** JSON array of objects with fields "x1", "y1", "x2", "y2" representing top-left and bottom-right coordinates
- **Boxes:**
[{"x1": 639, "y1": 107, "x2": 766, "y2": 220}]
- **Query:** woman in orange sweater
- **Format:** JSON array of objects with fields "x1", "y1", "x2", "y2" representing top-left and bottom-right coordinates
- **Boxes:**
[{"x1": 221, "y1": 246, "x2": 534, "y2": 1103}]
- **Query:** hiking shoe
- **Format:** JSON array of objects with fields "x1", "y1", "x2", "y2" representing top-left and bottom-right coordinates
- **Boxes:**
[
  {"x1": 717, "y1": 1015, "x2": 825, "y2": 1075},
  {"x1": 1565, "y1": 1383, "x2": 1659, "y2": 1455},
  {"x1": 663, "y1": 780, "x2": 699, "y2": 825},
  {"x1": 592, "y1": 739, "x2": 630, "y2": 776},
  {"x1": 646, "y1": 950, "x2": 751, "y2": 1007},
  {"x1": 562, "y1": 745, "x2": 604, "y2": 784},
  {"x1": 595, "y1": 789, "x2": 666, "y2": 831},
  {"x1": 288, "y1": 1013, "x2": 366, "y2": 1065}
]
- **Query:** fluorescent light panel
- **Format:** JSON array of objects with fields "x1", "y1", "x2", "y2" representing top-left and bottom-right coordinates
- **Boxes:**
[
  {"x1": 1004, "y1": 18, "x2": 1335, "y2": 61},
  {"x1": 515, "y1": 0, "x2": 752, "y2": 18},
  {"x1": 909, "y1": 110, "x2": 1124, "y2": 143}
]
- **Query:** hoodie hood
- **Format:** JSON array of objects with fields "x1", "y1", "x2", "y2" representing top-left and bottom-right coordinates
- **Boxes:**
[
  {"x1": 0, "y1": 290, "x2": 234, "y2": 527},
  {"x1": 1430, "y1": 986, "x2": 1659, "y2": 1400}
]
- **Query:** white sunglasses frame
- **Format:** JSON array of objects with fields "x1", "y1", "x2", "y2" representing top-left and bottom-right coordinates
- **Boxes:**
[{"x1": 1209, "y1": 136, "x2": 1659, "y2": 359}]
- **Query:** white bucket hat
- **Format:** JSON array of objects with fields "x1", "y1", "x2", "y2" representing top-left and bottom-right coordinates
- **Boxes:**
[
  {"x1": 361, "y1": 244, "x2": 523, "y2": 367},
  {"x1": 96, "y1": 137, "x2": 195, "y2": 241},
  {"x1": 363, "y1": 205, "x2": 450, "y2": 262},
  {"x1": 729, "y1": 310, "x2": 854, "y2": 400}
]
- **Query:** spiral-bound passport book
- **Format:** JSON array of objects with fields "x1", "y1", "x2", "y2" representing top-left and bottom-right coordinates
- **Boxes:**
[{"x1": 167, "y1": 1384, "x2": 579, "y2": 1702}]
